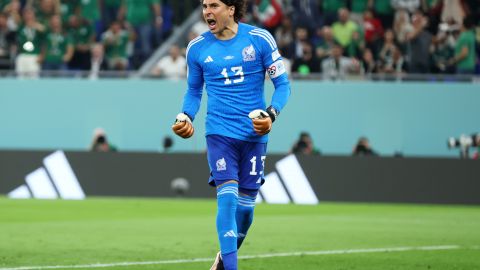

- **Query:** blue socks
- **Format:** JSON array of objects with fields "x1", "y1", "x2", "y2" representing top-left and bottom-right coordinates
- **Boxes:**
[
  {"x1": 216, "y1": 183, "x2": 258, "y2": 270},
  {"x1": 216, "y1": 182, "x2": 239, "y2": 270},
  {"x1": 236, "y1": 189, "x2": 257, "y2": 249}
]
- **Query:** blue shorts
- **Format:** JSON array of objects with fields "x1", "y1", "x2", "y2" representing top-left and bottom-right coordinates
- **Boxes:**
[{"x1": 207, "y1": 135, "x2": 267, "y2": 190}]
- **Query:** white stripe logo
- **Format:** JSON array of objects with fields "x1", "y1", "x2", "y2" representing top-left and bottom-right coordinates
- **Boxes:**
[
  {"x1": 204, "y1": 56, "x2": 214, "y2": 63},
  {"x1": 258, "y1": 154, "x2": 319, "y2": 205},
  {"x1": 223, "y1": 230, "x2": 237, "y2": 238},
  {"x1": 7, "y1": 150, "x2": 85, "y2": 200}
]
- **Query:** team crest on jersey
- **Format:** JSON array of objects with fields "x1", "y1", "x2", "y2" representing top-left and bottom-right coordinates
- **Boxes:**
[
  {"x1": 216, "y1": 158, "x2": 227, "y2": 171},
  {"x1": 242, "y1": 45, "x2": 256, "y2": 62}
]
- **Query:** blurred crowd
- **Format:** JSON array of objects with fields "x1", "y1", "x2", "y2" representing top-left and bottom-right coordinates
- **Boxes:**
[
  {"x1": 0, "y1": 0, "x2": 196, "y2": 77},
  {"x1": 177, "y1": 0, "x2": 480, "y2": 80},
  {"x1": 1, "y1": 0, "x2": 480, "y2": 79},
  {"x1": 242, "y1": 0, "x2": 480, "y2": 79}
]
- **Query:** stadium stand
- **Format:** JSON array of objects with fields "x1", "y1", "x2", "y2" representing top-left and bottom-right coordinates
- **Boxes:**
[{"x1": 0, "y1": 0, "x2": 478, "y2": 80}]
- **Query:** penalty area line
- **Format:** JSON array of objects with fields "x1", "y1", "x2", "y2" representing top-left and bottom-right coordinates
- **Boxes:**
[{"x1": 0, "y1": 245, "x2": 463, "y2": 270}]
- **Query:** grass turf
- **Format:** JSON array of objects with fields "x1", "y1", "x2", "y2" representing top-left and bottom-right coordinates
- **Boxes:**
[{"x1": 0, "y1": 197, "x2": 479, "y2": 270}]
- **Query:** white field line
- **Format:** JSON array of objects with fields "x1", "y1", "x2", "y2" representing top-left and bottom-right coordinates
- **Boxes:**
[{"x1": 0, "y1": 245, "x2": 463, "y2": 270}]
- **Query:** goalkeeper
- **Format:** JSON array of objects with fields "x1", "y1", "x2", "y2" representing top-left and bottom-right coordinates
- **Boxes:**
[{"x1": 172, "y1": 0, "x2": 290, "y2": 269}]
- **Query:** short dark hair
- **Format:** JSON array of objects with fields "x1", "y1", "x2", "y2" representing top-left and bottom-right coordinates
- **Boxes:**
[{"x1": 202, "y1": 0, "x2": 246, "y2": 22}]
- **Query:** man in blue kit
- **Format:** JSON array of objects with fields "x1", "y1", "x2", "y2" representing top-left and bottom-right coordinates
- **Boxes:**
[{"x1": 171, "y1": 0, "x2": 290, "y2": 269}]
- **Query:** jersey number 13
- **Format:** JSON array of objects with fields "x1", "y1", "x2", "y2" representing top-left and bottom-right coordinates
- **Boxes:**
[{"x1": 221, "y1": 66, "x2": 244, "y2": 85}]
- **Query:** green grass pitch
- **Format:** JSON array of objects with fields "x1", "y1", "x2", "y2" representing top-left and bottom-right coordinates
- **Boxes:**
[{"x1": 1, "y1": 197, "x2": 480, "y2": 270}]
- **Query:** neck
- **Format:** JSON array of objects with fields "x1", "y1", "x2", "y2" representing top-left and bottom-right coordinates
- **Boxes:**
[{"x1": 215, "y1": 21, "x2": 239, "y2": 40}]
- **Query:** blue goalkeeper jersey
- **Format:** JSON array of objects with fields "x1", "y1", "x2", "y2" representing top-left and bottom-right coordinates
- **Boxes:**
[{"x1": 182, "y1": 23, "x2": 290, "y2": 143}]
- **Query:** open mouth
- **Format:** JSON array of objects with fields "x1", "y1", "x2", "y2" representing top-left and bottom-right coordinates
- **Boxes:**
[{"x1": 206, "y1": 18, "x2": 217, "y2": 30}]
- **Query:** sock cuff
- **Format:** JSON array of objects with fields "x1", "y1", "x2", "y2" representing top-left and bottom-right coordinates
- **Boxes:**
[
  {"x1": 238, "y1": 194, "x2": 256, "y2": 208},
  {"x1": 217, "y1": 183, "x2": 239, "y2": 198}
]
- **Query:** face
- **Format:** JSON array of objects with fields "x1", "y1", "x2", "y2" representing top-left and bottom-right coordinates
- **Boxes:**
[
  {"x1": 332, "y1": 45, "x2": 342, "y2": 57},
  {"x1": 0, "y1": 15, "x2": 6, "y2": 27},
  {"x1": 322, "y1": 27, "x2": 332, "y2": 40},
  {"x1": 111, "y1": 22, "x2": 121, "y2": 33},
  {"x1": 202, "y1": 0, "x2": 235, "y2": 34},
  {"x1": 23, "y1": 9, "x2": 36, "y2": 24},
  {"x1": 338, "y1": 8, "x2": 349, "y2": 23},
  {"x1": 50, "y1": 15, "x2": 61, "y2": 30},
  {"x1": 169, "y1": 46, "x2": 180, "y2": 58}
]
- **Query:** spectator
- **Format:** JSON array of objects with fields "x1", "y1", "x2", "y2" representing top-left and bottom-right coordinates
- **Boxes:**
[
  {"x1": 29, "y1": 0, "x2": 61, "y2": 27},
  {"x1": 41, "y1": 15, "x2": 73, "y2": 71},
  {"x1": 379, "y1": 29, "x2": 397, "y2": 67},
  {"x1": 2, "y1": 0, "x2": 21, "y2": 31},
  {"x1": 290, "y1": 0, "x2": 322, "y2": 32},
  {"x1": 15, "y1": 7, "x2": 45, "y2": 78},
  {"x1": 406, "y1": 11, "x2": 432, "y2": 73},
  {"x1": 380, "y1": 45, "x2": 406, "y2": 74},
  {"x1": 322, "y1": 0, "x2": 347, "y2": 26},
  {"x1": 67, "y1": 15, "x2": 94, "y2": 71},
  {"x1": 59, "y1": 0, "x2": 78, "y2": 24},
  {"x1": 101, "y1": 20, "x2": 132, "y2": 71},
  {"x1": 151, "y1": 44, "x2": 186, "y2": 80},
  {"x1": 315, "y1": 26, "x2": 335, "y2": 60},
  {"x1": 90, "y1": 128, "x2": 117, "y2": 152},
  {"x1": 372, "y1": 0, "x2": 394, "y2": 29},
  {"x1": 363, "y1": 9, "x2": 384, "y2": 56},
  {"x1": 0, "y1": 12, "x2": 15, "y2": 70},
  {"x1": 322, "y1": 42, "x2": 360, "y2": 80},
  {"x1": 346, "y1": 29, "x2": 365, "y2": 59},
  {"x1": 331, "y1": 8, "x2": 359, "y2": 50},
  {"x1": 430, "y1": 27, "x2": 455, "y2": 73},
  {"x1": 393, "y1": 9, "x2": 413, "y2": 51},
  {"x1": 290, "y1": 132, "x2": 320, "y2": 155},
  {"x1": 292, "y1": 41, "x2": 320, "y2": 75},
  {"x1": 79, "y1": 0, "x2": 102, "y2": 41},
  {"x1": 286, "y1": 26, "x2": 310, "y2": 59},
  {"x1": 350, "y1": 0, "x2": 371, "y2": 26},
  {"x1": 360, "y1": 48, "x2": 379, "y2": 76},
  {"x1": 274, "y1": 15, "x2": 294, "y2": 58},
  {"x1": 88, "y1": 43, "x2": 107, "y2": 79},
  {"x1": 353, "y1": 137, "x2": 378, "y2": 156},
  {"x1": 448, "y1": 16, "x2": 476, "y2": 74},
  {"x1": 118, "y1": 0, "x2": 162, "y2": 69}
]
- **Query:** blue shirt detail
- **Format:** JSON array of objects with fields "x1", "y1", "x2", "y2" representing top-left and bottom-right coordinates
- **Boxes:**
[{"x1": 182, "y1": 23, "x2": 291, "y2": 143}]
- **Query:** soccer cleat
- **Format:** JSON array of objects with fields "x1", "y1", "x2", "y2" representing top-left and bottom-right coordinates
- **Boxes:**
[{"x1": 209, "y1": 251, "x2": 225, "y2": 270}]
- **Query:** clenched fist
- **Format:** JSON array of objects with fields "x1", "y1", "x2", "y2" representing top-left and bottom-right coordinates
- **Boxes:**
[
  {"x1": 249, "y1": 109, "x2": 272, "y2": 135},
  {"x1": 172, "y1": 113, "x2": 194, "y2": 139},
  {"x1": 252, "y1": 117, "x2": 272, "y2": 135}
]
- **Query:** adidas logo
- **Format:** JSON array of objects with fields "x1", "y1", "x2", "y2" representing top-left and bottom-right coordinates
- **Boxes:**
[
  {"x1": 8, "y1": 150, "x2": 85, "y2": 200},
  {"x1": 223, "y1": 230, "x2": 237, "y2": 238},
  {"x1": 257, "y1": 155, "x2": 318, "y2": 205},
  {"x1": 204, "y1": 56, "x2": 214, "y2": 63}
]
